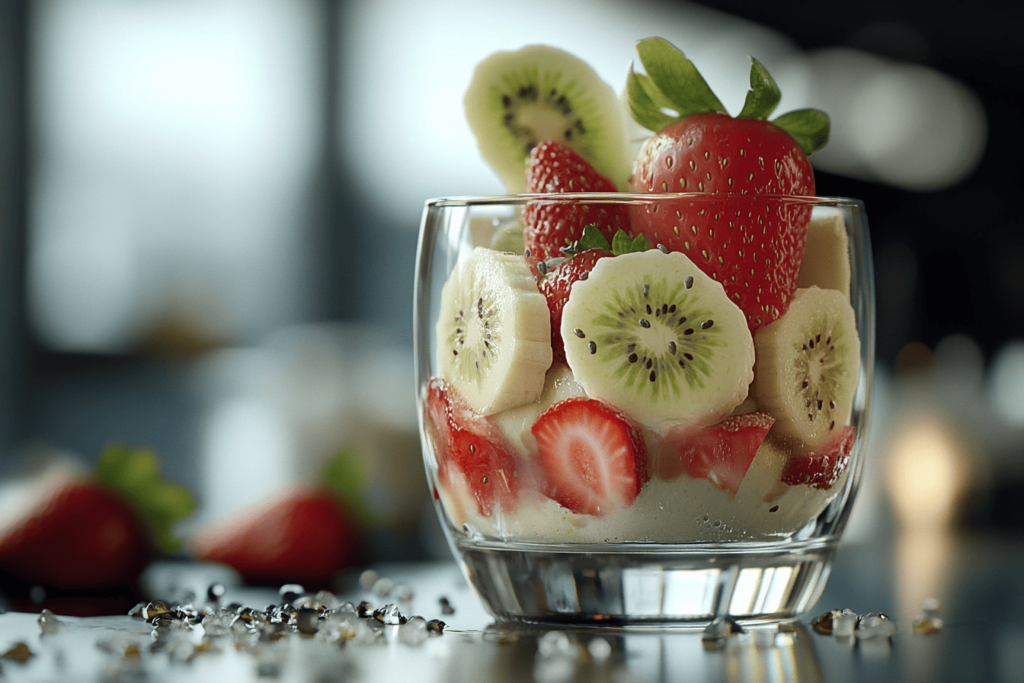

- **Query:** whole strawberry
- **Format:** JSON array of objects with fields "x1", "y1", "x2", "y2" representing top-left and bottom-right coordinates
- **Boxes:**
[
  {"x1": 192, "y1": 488, "x2": 357, "y2": 587},
  {"x1": 522, "y1": 141, "x2": 630, "y2": 279},
  {"x1": 626, "y1": 38, "x2": 829, "y2": 330},
  {"x1": 0, "y1": 446, "x2": 195, "y2": 590}
]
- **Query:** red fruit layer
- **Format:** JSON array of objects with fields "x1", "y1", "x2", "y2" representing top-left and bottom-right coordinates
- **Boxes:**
[
  {"x1": 781, "y1": 426, "x2": 856, "y2": 490},
  {"x1": 425, "y1": 378, "x2": 519, "y2": 516},
  {"x1": 523, "y1": 142, "x2": 629, "y2": 278},
  {"x1": 629, "y1": 113, "x2": 814, "y2": 330},
  {"x1": 661, "y1": 412, "x2": 775, "y2": 496},
  {"x1": 532, "y1": 398, "x2": 648, "y2": 516}
]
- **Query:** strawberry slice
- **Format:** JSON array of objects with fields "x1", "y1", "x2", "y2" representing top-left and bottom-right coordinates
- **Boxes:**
[
  {"x1": 625, "y1": 39, "x2": 829, "y2": 331},
  {"x1": 661, "y1": 412, "x2": 775, "y2": 496},
  {"x1": 538, "y1": 248, "x2": 612, "y2": 363},
  {"x1": 782, "y1": 426, "x2": 856, "y2": 490},
  {"x1": 531, "y1": 398, "x2": 648, "y2": 516},
  {"x1": 523, "y1": 142, "x2": 629, "y2": 278},
  {"x1": 425, "y1": 379, "x2": 520, "y2": 516}
]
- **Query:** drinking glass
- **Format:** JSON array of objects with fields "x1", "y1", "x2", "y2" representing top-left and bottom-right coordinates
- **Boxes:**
[{"x1": 414, "y1": 193, "x2": 874, "y2": 625}]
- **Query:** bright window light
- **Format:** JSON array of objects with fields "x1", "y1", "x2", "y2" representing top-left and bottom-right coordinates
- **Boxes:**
[{"x1": 29, "y1": 0, "x2": 320, "y2": 353}]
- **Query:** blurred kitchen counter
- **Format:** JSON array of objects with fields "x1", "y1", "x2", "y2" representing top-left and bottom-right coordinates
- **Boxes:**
[{"x1": 1, "y1": 530, "x2": 1022, "y2": 682}]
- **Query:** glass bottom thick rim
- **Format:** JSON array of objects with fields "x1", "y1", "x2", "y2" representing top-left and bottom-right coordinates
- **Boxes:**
[{"x1": 451, "y1": 536, "x2": 837, "y2": 625}]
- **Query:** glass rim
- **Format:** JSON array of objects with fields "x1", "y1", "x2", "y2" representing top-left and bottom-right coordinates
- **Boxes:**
[{"x1": 423, "y1": 193, "x2": 865, "y2": 208}]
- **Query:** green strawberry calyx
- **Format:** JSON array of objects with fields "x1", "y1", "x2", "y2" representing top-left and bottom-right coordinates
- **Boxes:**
[
  {"x1": 559, "y1": 226, "x2": 649, "y2": 260},
  {"x1": 627, "y1": 37, "x2": 830, "y2": 156},
  {"x1": 93, "y1": 444, "x2": 197, "y2": 554}
]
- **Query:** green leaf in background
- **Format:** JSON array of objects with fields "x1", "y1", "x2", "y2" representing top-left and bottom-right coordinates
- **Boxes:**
[
  {"x1": 634, "y1": 38, "x2": 726, "y2": 121},
  {"x1": 321, "y1": 446, "x2": 381, "y2": 526},
  {"x1": 94, "y1": 445, "x2": 196, "y2": 554},
  {"x1": 737, "y1": 58, "x2": 781, "y2": 120},
  {"x1": 771, "y1": 109, "x2": 831, "y2": 155}
]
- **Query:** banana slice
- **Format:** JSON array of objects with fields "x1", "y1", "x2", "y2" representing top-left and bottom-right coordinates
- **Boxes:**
[
  {"x1": 796, "y1": 209, "x2": 851, "y2": 298},
  {"x1": 436, "y1": 247, "x2": 552, "y2": 415},
  {"x1": 752, "y1": 286, "x2": 860, "y2": 449}
]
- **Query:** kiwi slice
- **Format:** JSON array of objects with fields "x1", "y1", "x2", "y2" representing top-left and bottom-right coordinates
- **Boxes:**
[
  {"x1": 751, "y1": 286, "x2": 861, "y2": 449},
  {"x1": 436, "y1": 247, "x2": 552, "y2": 416},
  {"x1": 464, "y1": 45, "x2": 632, "y2": 193},
  {"x1": 560, "y1": 250, "x2": 754, "y2": 431}
]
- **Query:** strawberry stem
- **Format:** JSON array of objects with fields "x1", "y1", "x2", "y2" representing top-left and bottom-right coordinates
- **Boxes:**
[{"x1": 93, "y1": 445, "x2": 196, "y2": 554}]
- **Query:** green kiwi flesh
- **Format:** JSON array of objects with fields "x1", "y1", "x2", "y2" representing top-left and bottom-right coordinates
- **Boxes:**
[{"x1": 560, "y1": 250, "x2": 754, "y2": 431}]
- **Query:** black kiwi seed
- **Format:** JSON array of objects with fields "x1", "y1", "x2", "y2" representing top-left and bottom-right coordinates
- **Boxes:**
[
  {"x1": 574, "y1": 328, "x2": 585, "y2": 338},
  {"x1": 685, "y1": 276, "x2": 694, "y2": 289},
  {"x1": 639, "y1": 319, "x2": 651, "y2": 328},
  {"x1": 628, "y1": 353, "x2": 639, "y2": 363},
  {"x1": 588, "y1": 341, "x2": 597, "y2": 354},
  {"x1": 700, "y1": 320, "x2": 714, "y2": 330}
]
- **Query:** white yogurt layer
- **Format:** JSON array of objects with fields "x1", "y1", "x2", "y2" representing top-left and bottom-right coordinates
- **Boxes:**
[{"x1": 436, "y1": 440, "x2": 846, "y2": 544}]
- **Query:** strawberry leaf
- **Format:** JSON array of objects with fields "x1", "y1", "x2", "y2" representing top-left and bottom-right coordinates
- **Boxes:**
[
  {"x1": 577, "y1": 224, "x2": 613, "y2": 251},
  {"x1": 626, "y1": 65, "x2": 679, "y2": 132},
  {"x1": 771, "y1": 109, "x2": 831, "y2": 155},
  {"x1": 321, "y1": 446, "x2": 381, "y2": 526},
  {"x1": 634, "y1": 38, "x2": 726, "y2": 123},
  {"x1": 94, "y1": 444, "x2": 196, "y2": 554},
  {"x1": 737, "y1": 58, "x2": 780, "y2": 120},
  {"x1": 611, "y1": 229, "x2": 649, "y2": 255}
]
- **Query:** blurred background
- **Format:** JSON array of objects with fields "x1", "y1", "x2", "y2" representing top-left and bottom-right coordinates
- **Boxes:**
[{"x1": 1, "y1": 0, "x2": 1022, "y2": 571}]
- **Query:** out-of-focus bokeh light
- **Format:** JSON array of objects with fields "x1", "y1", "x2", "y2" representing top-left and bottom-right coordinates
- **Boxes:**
[
  {"x1": 777, "y1": 47, "x2": 987, "y2": 192},
  {"x1": 989, "y1": 340, "x2": 1024, "y2": 428},
  {"x1": 885, "y1": 412, "x2": 969, "y2": 530},
  {"x1": 28, "y1": 0, "x2": 320, "y2": 353}
]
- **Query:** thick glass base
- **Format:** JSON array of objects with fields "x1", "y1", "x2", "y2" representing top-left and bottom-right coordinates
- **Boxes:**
[{"x1": 454, "y1": 538, "x2": 836, "y2": 626}]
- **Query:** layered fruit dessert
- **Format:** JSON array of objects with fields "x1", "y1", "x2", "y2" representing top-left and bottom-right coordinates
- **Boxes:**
[{"x1": 422, "y1": 38, "x2": 862, "y2": 543}]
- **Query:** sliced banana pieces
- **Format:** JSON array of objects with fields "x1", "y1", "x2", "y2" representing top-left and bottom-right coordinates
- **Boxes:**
[
  {"x1": 752, "y1": 286, "x2": 860, "y2": 449},
  {"x1": 796, "y1": 209, "x2": 851, "y2": 298},
  {"x1": 436, "y1": 247, "x2": 552, "y2": 415}
]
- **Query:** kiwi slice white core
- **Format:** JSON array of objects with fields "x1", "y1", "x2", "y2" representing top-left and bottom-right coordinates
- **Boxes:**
[{"x1": 561, "y1": 250, "x2": 754, "y2": 431}]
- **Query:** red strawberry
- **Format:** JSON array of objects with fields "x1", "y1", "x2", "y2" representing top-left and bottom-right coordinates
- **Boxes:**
[
  {"x1": 425, "y1": 378, "x2": 520, "y2": 516},
  {"x1": 660, "y1": 412, "x2": 775, "y2": 496},
  {"x1": 0, "y1": 446, "x2": 194, "y2": 591},
  {"x1": 781, "y1": 426, "x2": 856, "y2": 490},
  {"x1": 625, "y1": 38, "x2": 829, "y2": 330},
  {"x1": 538, "y1": 248, "x2": 612, "y2": 363},
  {"x1": 523, "y1": 142, "x2": 629, "y2": 278},
  {"x1": 531, "y1": 398, "x2": 648, "y2": 516},
  {"x1": 192, "y1": 487, "x2": 356, "y2": 586}
]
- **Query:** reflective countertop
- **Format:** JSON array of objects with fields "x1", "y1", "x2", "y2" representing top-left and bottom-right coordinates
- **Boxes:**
[{"x1": 1, "y1": 530, "x2": 1021, "y2": 682}]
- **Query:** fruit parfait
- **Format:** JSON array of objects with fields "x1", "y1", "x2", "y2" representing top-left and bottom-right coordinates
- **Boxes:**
[{"x1": 415, "y1": 38, "x2": 874, "y2": 623}]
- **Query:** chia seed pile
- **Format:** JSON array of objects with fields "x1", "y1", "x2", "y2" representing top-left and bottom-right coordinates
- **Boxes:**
[{"x1": 124, "y1": 580, "x2": 447, "y2": 661}]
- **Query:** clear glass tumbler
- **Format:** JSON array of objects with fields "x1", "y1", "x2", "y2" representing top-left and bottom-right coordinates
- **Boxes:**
[{"x1": 414, "y1": 193, "x2": 874, "y2": 625}]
